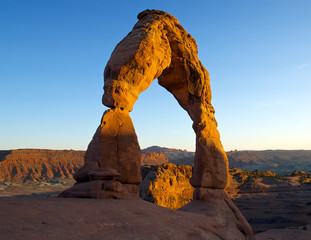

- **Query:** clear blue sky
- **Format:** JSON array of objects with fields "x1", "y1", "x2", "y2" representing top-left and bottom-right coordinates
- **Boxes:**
[{"x1": 1, "y1": 0, "x2": 310, "y2": 151}]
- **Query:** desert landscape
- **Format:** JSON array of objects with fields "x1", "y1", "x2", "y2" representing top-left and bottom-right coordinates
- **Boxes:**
[
  {"x1": 1, "y1": 147, "x2": 311, "y2": 239},
  {"x1": 1, "y1": 1, "x2": 310, "y2": 240}
]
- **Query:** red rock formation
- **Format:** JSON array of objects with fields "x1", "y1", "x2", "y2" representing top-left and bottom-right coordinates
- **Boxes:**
[
  {"x1": 73, "y1": 109, "x2": 141, "y2": 184},
  {"x1": 102, "y1": 9, "x2": 229, "y2": 189},
  {"x1": 60, "y1": 10, "x2": 255, "y2": 238},
  {"x1": 61, "y1": 109, "x2": 142, "y2": 199},
  {"x1": 65, "y1": 9, "x2": 229, "y2": 200}
]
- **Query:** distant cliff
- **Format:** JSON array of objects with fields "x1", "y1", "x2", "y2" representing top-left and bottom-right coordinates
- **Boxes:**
[
  {"x1": 0, "y1": 149, "x2": 84, "y2": 182},
  {"x1": 0, "y1": 148, "x2": 174, "y2": 182}
]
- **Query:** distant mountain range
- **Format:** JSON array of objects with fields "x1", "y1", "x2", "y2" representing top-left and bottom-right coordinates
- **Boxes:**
[
  {"x1": 151, "y1": 147, "x2": 311, "y2": 175},
  {"x1": 1, "y1": 147, "x2": 311, "y2": 182},
  {"x1": 227, "y1": 150, "x2": 311, "y2": 174}
]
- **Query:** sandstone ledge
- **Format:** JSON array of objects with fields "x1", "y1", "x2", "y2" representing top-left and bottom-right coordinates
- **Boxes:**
[{"x1": 0, "y1": 197, "x2": 254, "y2": 240}]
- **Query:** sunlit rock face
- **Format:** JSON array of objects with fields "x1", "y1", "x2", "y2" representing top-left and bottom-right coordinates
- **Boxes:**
[
  {"x1": 61, "y1": 9, "x2": 228, "y2": 197},
  {"x1": 102, "y1": 9, "x2": 229, "y2": 189},
  {"x1": 73, "y1": 108, "x2": 141, "y2": 184},
  {"x1": 140, "y1": 163, "x2": 194, "y2": 209},
  {"x1": 60, "y1": 108, "x2": 142, "y2": 199}
]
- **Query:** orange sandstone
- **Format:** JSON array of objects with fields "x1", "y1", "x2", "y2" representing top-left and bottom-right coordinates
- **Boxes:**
[
  {"x1": 62, "y1": 9, "x2": 229, "y2": 198},
  {"x1": 103, "y1": 9, "x2": 229, "y2": 189}
]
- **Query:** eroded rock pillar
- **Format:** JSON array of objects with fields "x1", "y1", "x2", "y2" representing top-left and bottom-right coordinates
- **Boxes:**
[
  {"x1": 189, "y1": 105, "x2": 229, "y2": 189},
  {"x1": 60, "y1": 108, "x2": 141, "y2": 199}
]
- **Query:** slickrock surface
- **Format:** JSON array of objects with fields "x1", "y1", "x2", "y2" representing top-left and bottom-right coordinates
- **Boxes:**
[
  {"x1": 0, "y1": 197, "x2": 253, "y2": 240},
  {"x1": 181, "y1": 189, "x2": 255, "y2": 239},
  {"x1": 141, "y1": 151, "x2": 168, "y2": 165}
]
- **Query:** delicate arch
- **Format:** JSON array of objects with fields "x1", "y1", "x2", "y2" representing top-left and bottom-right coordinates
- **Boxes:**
[
  {"x1": 59, "y1": 11, "x2": 256, "y2": 239},
  {"x1": 61, "y1": 9, "x2": 229, "y2": 200},
  {"x1": 102, "y1": 9, "x2": 229, "y2": 188}
]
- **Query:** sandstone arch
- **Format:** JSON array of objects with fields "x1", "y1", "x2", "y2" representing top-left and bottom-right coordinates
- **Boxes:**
[
  {"x1": 58, "y1": 11, "x2": 257, "y2": 239},
  {"x1": 60, "y1": 9, "x2": 229, "y2": 199},
  {"x1": 102, "y1": 9, "x2": 229, "y2": 188}
]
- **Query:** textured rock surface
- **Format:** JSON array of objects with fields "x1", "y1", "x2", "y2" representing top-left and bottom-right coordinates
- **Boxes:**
[
  {"x1": 88, "y1": 168, "x2": 120, "y2": 181},
  {"x1": 141, "y1": 151, "x2": 169, "y2": 165},
  {"x1": 140, "y1": 163, "x2": 194, "y2": 209},
  {"x1": 62, "y1": 108, "x2": 141, "y2": 199},
  {"x1": 256, "y1": 224, "x2": 311, "y2": 240},
  {"x1": 102, "y1": 9, "x2": 229, "y2": 189},
  {"x1": 59, "y1": 180, "x2": 140, "y2": 199},
  {"x1": 74, "y1": 108, "x2": 141, "y2": 184}
]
